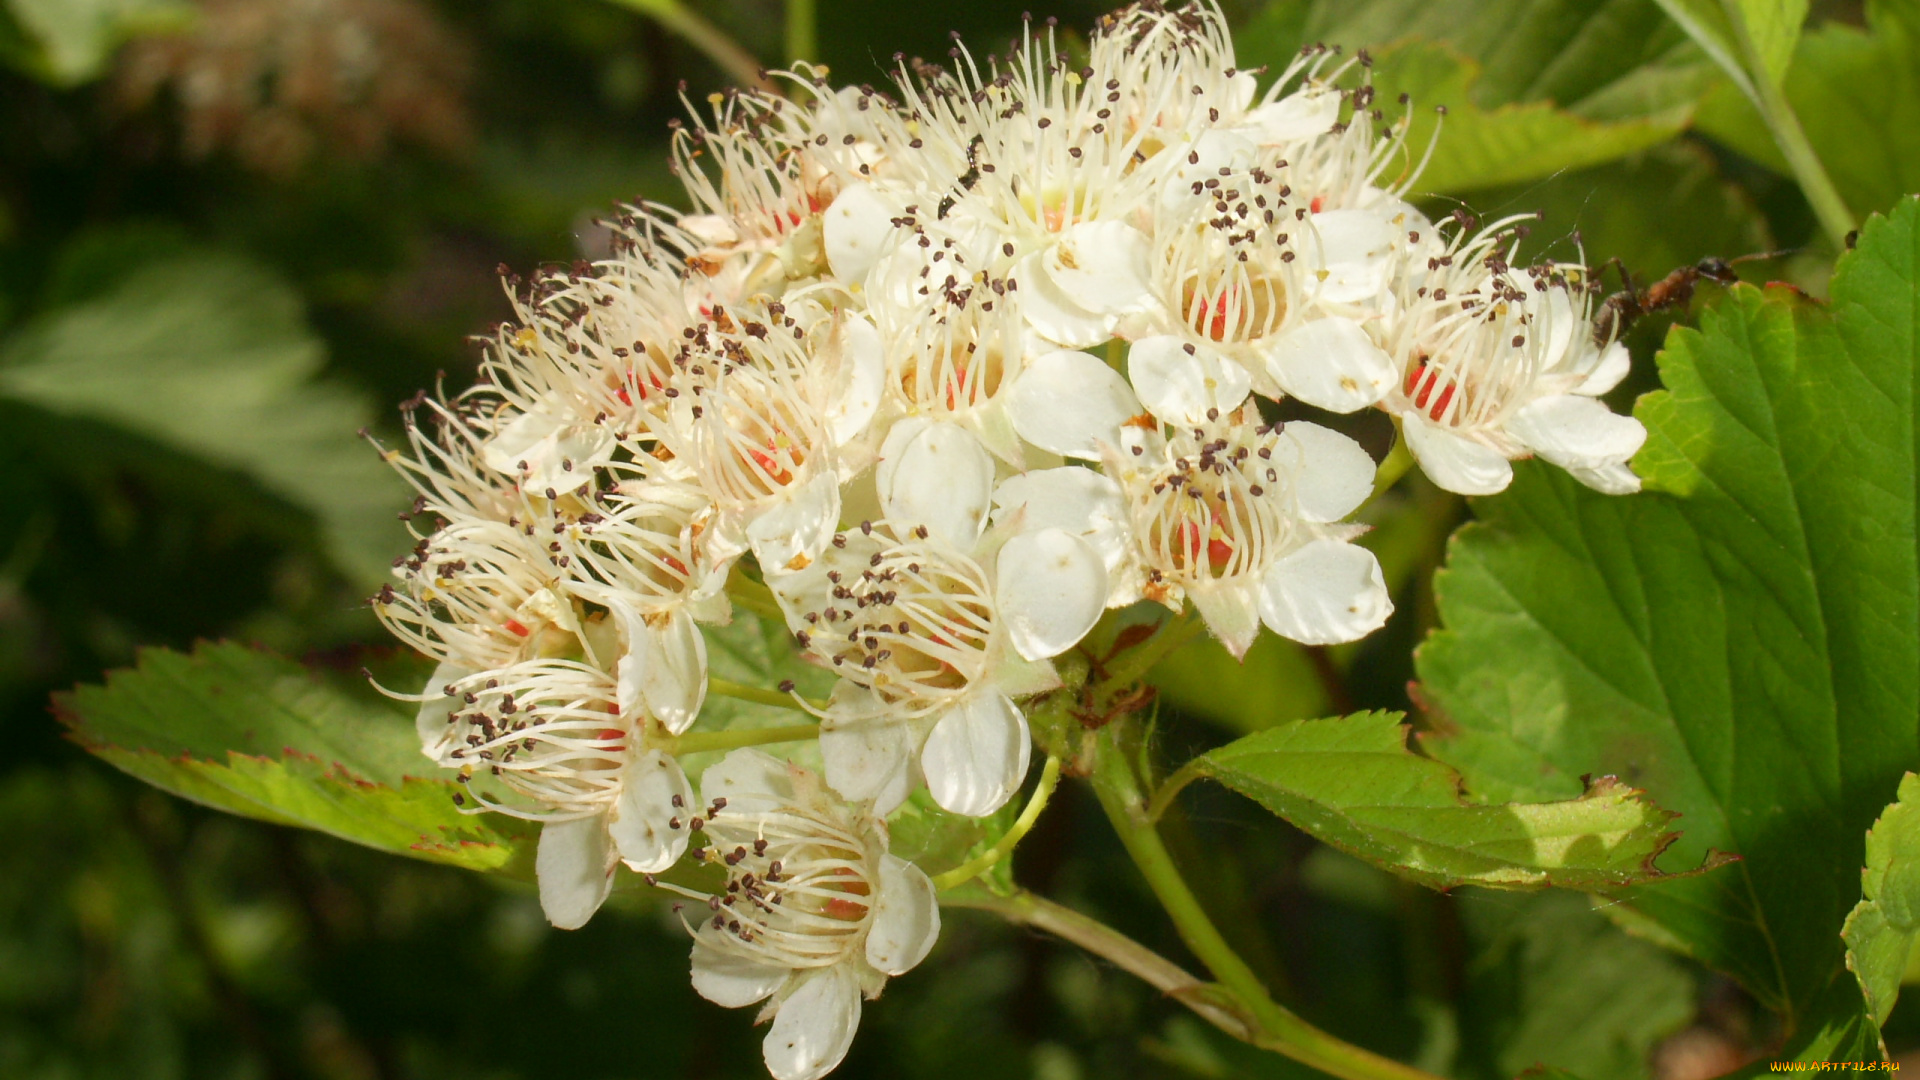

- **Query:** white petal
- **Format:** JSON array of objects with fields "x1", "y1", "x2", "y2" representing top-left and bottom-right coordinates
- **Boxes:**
[
  {"x1": 535, "y1": 815, "x2": 614, "y2": 930},
  {"x1": 1309, "y1": 209, "x2": 1400, "y2": 305},
  {"x1": 700, "y1": 748, "x2": 795, "y2": 816},
  {"x1": 764, "y1": 966, "x2": 862, "y2": 1080},
  {"x1": 1535, "y1": 284, "x2": 1579, "y2": 372},
  {"x1": 865, "y1": 853, "x2": 941, "y2": 976},
  {"x1": 921, "y1": 693, "x2": 1031, "y2": 817},
  {"x1": 609, "y1": 749, "x2": 692, "y2": 873},
  {"x1": 1400, "y1": 416, "x2": 1515, "y2": 496},
  {"x1": 989, "y1": 467, "x2": 1129, "y2": 576},
  {"x1": 1127, "y1": 336, "x2": 1251, "y2": 426},
  {"x1": 1506, "y1": 394, "x2": 1647, "y2": 470},
  {"x1": 819, "y1": 700, "x2": 918, "y2": 814},
  {"x1": 823, "y1": 182, "x2": 896, "y2": 286},
  {"x1": 637, "y1": 607, "x2": 708, "y2": 735},
  {"x1": 824, "y1": 314, "x2": 887, "y2": 446},
  {"x1": 1042, "y1": 221, "x2": 1153, "y2": 316},
  {"x1": 995, "y1": 528, "x2": 1108, "y2": 660},
  {"x1": 529, "y1": 427, "x2": 614, "y2": 493},
  {"x1": 1577, "y1": 340, "x2": 1631, "y2": 396},
  {"x1": 1157, "y1": 130, "x2": 1258, "y2": 214},
  {"x1": 1262, "y1": 317, "x2": 1396, "y2": 412},
  {"x1": 1279, "y1": 421, "x2": 1376, "y2": 523},
  {"x1": 483, "y1": 411, "x2": 614, "y2": 494},
  {"x1": 690, "y1": 940, "x2": 789, "y2": 1008},
  {"x1": 1190, "y1": 581, "x2": 1261, "y2": 659},
  {"x1": 1015, "y1": 252, "x2": 1116, "y2": 348},
  {"x1": 1258, "y1": 539, "x2": 1393, "y2": 646},
  {"x1": 747, "y1": 470, "x2": 842, "y2": 575},
  {"x1": 1007, "y1": 349, "x2": 1142, "y2": 460},
  {"x1": 1246, "y1": 87, "x2": 1341, "y2": 143},
  {"x1": 481, "y1": 408, "x2": 564, "y2": 473},
  {"x1": 1568, "y1": 461, "x2": 1643, "y2": 495},
  {"x1": 878, "y1": 420, "x2": 995, "y2": 549},
  {"x1": 609, "y1": 598, "x2": 648, "y2": 720},
  {"x1": 415, "y1": 661, "x2": 470, "y2": 759}
]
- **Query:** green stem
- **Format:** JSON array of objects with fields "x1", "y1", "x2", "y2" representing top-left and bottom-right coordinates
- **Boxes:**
[
  {"x1": 784, "y1": 0, "x2": 817, "y2": 65},
  {"x1": 1092, "y1": 726, "x2": 1443, "y2": 1080},
  {"x1": 668, "y1": 722, "x2": 819, "y2": 755},
  {"x1": 1101, "y1": 610, "x2": 1206, "y2": 690},
  {"x1": 941, "y1": 888, "x2": 1258, "y2": 1042},
  {"x1": 601, "y1": 0, "x2": 773, "y2": 92},
  {"x1": 1723, "y1": 3, "x2": 1853, "y2": 248},
  {"x1": 1369, "y1": 425, "x2": 1416, "y2": 504},
  {"x1": 932, "y1": 756, "x2": 1063, "y2": 890},
  {"x1": 1143, "y1": 757, "x2": 1206, "y2": 825},
  {"x1": 707, "y1": 677, "x2": 824, "y2": 713}
]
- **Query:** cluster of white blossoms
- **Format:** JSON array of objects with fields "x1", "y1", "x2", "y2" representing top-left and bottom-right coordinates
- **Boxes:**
[{"x1": 368, "y1": 4, "x2": 1644, "y2": 1077}]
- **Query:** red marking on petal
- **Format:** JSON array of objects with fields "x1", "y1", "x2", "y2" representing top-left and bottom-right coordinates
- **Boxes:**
[{"x1": 505, "y1": 619, "x2": 531, "y2": 637}]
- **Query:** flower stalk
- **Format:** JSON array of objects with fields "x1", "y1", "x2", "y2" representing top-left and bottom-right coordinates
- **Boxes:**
[
  {"x1": 665, "y1": 721, "x2": 819, "y2": 755},
  {"x1": 600, "y1": 0, "x2": 774, "y2": 93},
  {"x1": 1725, "y1": 3, "x2": 1854, "y2": 248},
  {"x1": 932, "y1": 755, "x2": 1064, "y2": 891},
  {"x1": 1089, "y1": 722, "x2": 1444, "y2": 1080}
]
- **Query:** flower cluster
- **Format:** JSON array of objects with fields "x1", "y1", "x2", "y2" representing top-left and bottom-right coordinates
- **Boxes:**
[{"x1": 369, "y1": 4, "x2": 1643, "y2": 1077}]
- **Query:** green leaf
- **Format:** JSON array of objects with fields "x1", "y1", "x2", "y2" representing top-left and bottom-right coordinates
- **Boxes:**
[
  {"x1": 1175, "y1": 711, "x2": 1705, "y2": 891},
  {"x1": 1455, "y1": 141, "x2": 1773, "y2": 290},
  {"x1": 1380, "y1": 42, "x2": 1688, "y2": 193},
  {"x1": 1240, "y1": 0, "x2": 1704, "y2": 114},
  {"x1": 1234, "y1": 1, "x2": 1707, "y2": 192},
  {"x1": 0, "y1": 251, "x2": 409, "y2": 586},
  {"x1": 2, "y1": 0, "x2": 191, "y2": 85},
  {"x1": 1694, "y1": 2, "x2": 1920, "y2": 224},
  {"x1": 58, "y1": 642, "x2": 536, "y2": 875},
  {"x1": 1845, "y1": 773, "x2": 1920, "y2": 1027},
  {"x1": 1743, "y1": 968, "x2": 1885, "y2": 1068},
  {"x1": 1649, "y1": 0, "x2": 1806, "y2": 94},
  {"x1": 1455, "y1": 891, "x2": 1693, "y2": 1080},
  {"x1": 1416, "y1": 198, "x2": 1920, "y2": 1030}
]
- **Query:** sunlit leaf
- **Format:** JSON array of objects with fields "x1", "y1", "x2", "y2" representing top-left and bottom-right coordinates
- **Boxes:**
[
  {"x1": 58, "y1": 642, "x2": 536, "y2": 874},
  {"x1": 1845, "y1": 773, "x2": 1920, "y2": 1028},
  {"x1": 1648, "y1": 0, "x2": 1806, "y2": 94},
  {"x1": 1416, "y1": 198, "x2": 1920, "y2": 1031},
  {"x1": 1177, "y1": 711, "x2": 1707, "y2": 891}
]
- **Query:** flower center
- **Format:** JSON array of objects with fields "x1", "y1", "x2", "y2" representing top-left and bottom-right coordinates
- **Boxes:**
[
  {"x1": 434, "y1": 662, "x2": 628, "y2": 818},
  {"x1": 1130, "y1": 417, "x2": 1293, "y2": 595},
  {"x1": 1181, "y1": 271, "x2": 1289, "y2": 344},
  {"x1": 791, "y1": 524, "x2": 994, "y2": 713},
  {"x1": 689, "y1": 798, "x2": 876, "y2": 969}
]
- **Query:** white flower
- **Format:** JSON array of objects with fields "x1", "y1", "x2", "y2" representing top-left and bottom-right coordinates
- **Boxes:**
[
  {"x1": 655, "y1": 296, "x2": 884, "y2": 575},
  {"x1": 670, "y1": 89, "x2": 868, "y2": 301},
  {"x1": 374, "y1": 518, "x2": 578, "y2": 675},
  {"x1": 1123, "y1": 156, "x2": 1408, "y2": 415},
  {"x1": 772, "y1": 516, "x2": 1101, "y2": 817},
  {"x1": 671, "y1": 750, "x2": 939, "y2": 1080},
  {"x1": 1112, "y1": 410, "x2": 1392, "y2": 656},
  {"x1": 1008, "y1": 357, "x2": 1389, "y2": 657},
  {"x1": 415, "y1": 657, "x2": 694, "y2": 929},
  {"x1": 864, "y1": 226, "x2": 1031, "y2": 463},
  {"x1": 1382, "y1": 228, "x2": 1644, "y2": 495}
]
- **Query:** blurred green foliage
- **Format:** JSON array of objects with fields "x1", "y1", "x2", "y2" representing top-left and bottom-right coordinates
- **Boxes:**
[{"x1": 5, "y1": 0, "x2": 1920, "y2": 1077}]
